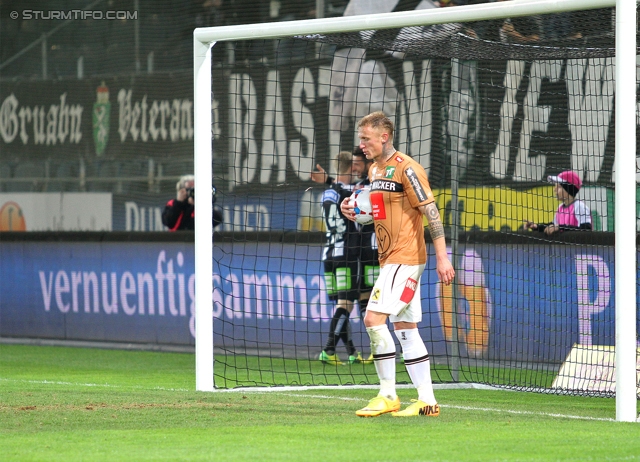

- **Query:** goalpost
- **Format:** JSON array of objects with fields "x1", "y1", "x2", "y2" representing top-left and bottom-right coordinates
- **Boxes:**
[{"x1": 194, "y1": 0, "x2": 637, "y2": 422}]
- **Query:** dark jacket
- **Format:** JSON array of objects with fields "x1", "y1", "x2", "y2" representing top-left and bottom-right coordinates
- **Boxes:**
[{"x1": 162, "y1": 199, "x2": 223, "y2": 231}]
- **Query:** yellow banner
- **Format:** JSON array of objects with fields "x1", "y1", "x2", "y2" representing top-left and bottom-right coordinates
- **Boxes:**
[
  {"x1": 432, "y1": 186, "x2": 558, "y2": 232},
  {"x1": 306, "y1": 185, "x2": 608, "y2": 232}
]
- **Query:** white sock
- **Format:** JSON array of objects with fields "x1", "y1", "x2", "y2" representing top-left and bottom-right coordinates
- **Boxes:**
[
  {"x1": 367, "y1": 324, "x2": 396, "y2": 400},
  {"x1": 395, "y1": 328, "x2": 436, "y2": 405}
]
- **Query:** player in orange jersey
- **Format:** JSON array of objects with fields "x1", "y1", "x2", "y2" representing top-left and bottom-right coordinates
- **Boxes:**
[{"x1": 342, "y1": 111, "x2": 455, "y2": 417}]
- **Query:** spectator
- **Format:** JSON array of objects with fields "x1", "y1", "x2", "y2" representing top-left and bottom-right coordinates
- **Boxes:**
[
  {"x1": 496, "y1": 0, "x2": 541, "y2": 43},
  {"x1": 541, "y1": 12, "x2": 582, "y2": 41},
  {"x1": 162, "y1": 174, "x2": 223, "y2": 231},
  {"x1": 524, "y1": 170, "x2": 592, "y2": 235}
]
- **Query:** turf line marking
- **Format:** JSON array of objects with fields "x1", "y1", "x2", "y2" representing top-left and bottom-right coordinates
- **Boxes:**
[
  {"x1": 442, "y1": 403, "x2": 616, "y2": 422},
  {"x1": 272, "y1": 393, "x2": 617, "y2": 422},
  {"x1": 0, "y1": 377, "x2": 115, "y2": 387},
  {"x1": 0, "y1": 377, "x2": 190, "y2": 392}
]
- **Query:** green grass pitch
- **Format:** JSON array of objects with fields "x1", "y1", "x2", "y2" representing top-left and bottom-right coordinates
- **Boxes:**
[{"x1": 1, "y1": 344, "x2": 639, "y2": 461}]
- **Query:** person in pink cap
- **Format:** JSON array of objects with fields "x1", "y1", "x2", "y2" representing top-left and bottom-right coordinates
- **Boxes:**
[{"x1": 524, "y1": 170, "x2": 592, "y2": 235}]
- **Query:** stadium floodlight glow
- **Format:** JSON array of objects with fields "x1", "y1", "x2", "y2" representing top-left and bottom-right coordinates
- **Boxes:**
[{"x1": 194, "y1": 0, "x2": 636, "y2": 423}]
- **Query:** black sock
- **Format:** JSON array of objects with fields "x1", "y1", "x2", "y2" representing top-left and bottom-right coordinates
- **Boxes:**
[
  {"x1": 324, "y1": 307, "x2": 349, "y2": 354},
  {"x1": 339, "y1": 317, "x2": 357, "y2": 356}
]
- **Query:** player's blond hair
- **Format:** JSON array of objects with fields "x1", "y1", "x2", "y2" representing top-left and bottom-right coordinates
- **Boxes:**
[{"x1": 357, "y1": 111, "x2": 394, "y2": 143}]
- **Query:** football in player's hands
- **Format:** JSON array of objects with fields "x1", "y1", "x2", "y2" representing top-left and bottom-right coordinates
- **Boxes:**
[{"x1": 350, "y1": 188, "x2": 374, "y2": 225}]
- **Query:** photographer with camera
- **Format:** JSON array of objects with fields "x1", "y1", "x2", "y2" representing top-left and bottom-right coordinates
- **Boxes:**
[{"x1": 162, "y1": 174, "x2": 223, "y2": 231}]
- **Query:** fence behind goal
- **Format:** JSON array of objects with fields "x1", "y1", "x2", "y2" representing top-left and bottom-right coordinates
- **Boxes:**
[{"x1": 206, "y1": 2, "x2": 639, "y2": 397}]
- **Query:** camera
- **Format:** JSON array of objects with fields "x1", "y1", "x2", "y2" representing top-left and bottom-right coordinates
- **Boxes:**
[{"x1": 186, "y1": 188, "x2": 194, "y2": 199}]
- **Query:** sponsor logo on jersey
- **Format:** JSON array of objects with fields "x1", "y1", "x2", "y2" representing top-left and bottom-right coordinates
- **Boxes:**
[
  {"x1": 405, "y1": 167, "x2": 428, "y2": 203},
  {"x1": 371, "y1": 179, "x2": 403, "y2": 192},
  {"x1": 370, "y1": 192, "x2": 385, "y2": 220},
  {"x1": 395, "y1": 156, "x2": 404, "y2": 162},
  {"x1": 384, "y1": 166, "x2": 396, "y2": 178},
  {"x1": 400, "y1": 278, "x2": 418, "y2": 304}
]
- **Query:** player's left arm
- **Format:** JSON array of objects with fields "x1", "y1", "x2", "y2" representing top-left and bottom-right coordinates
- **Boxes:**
[{"x1": 419, "y1": 202, "x2": 455, "y2": 286}]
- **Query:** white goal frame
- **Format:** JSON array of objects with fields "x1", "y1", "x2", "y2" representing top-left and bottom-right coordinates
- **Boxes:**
[{"x1": 193, "y1": 0, "x2": 637, "y2": 422}]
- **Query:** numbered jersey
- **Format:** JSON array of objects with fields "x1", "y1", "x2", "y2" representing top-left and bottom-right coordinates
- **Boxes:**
[
  {"x1": 368, "y1": 151, "x2": 435, "y2": 267},
  {"x1": 321, "y1": 182, "x2": 355, "y2": 260},
  {"x1": 347, "y1": 178, "x2": 378, "y2": 264}
]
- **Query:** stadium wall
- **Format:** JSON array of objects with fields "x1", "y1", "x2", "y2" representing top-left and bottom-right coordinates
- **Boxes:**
[
  {"x1": 0, "y1": 185, "x2": 620, "y2": 234},
  {"x1": 0, "y1": 231, "x2": 634, "y2": 364}
]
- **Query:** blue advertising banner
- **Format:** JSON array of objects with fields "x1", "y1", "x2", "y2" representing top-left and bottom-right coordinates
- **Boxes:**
[
  {"x1": 0, "y1": 241, "x2": 195, "y2": 345},
  {"x1": 212, "y1": 242, "x2": 622, "y2": 362},
  {"x1": 1, "y1": 238, "x2": 631, "y2": 364}
]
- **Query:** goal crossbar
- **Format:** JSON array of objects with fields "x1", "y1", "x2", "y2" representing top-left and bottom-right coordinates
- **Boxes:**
[{"x1": 194, "y1": 0, "x2": 615, "y2": 43}]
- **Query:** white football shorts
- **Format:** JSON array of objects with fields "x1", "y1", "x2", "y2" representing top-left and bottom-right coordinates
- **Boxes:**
[{"x1": 367, "y1": 263, "x2": 425, "y2": 323}]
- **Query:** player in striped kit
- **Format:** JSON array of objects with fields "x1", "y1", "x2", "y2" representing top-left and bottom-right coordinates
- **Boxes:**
[{"x1": 318, "y1": 150, "x2": 376, "y2": 365}]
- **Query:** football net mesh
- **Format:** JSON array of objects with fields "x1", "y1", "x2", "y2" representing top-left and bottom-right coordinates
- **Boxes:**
[{"x1": 211, "y1": 5, "x2": 632, "y2": 395}]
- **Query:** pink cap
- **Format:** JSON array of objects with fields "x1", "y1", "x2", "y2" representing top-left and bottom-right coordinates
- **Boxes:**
[{"x1": 547, "y1": 170, "x2": 582, "y2": 190}]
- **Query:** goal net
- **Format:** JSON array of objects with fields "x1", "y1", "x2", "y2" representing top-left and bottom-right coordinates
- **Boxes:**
[{"x1": 201, "y1": 0, "x2": 637, "y2": 398}]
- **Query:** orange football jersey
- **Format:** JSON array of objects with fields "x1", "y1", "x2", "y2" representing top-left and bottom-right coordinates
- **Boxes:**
[{"x1": 368, "y1": 151, "x2": 435, "y2": 267}]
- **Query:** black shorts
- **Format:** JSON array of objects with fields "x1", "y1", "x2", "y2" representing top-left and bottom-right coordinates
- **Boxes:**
[
  {"x1": 323, "y1": 255, "x2": 360, "y2": 302},
  {"x1": 358, "y1": 246, "x2": 379, "y2": 292}
]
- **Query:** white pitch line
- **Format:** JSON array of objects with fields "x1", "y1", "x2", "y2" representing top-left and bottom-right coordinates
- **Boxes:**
[
  {"x1": 0, "y1": 377, "x2": 190, "y2": 392},
  {"x1": 269, "y1": 392, "x2": 619, "y2": 422},
  {"x1": 440, "y1": 403, "x2": 617, "y2": 422}
]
